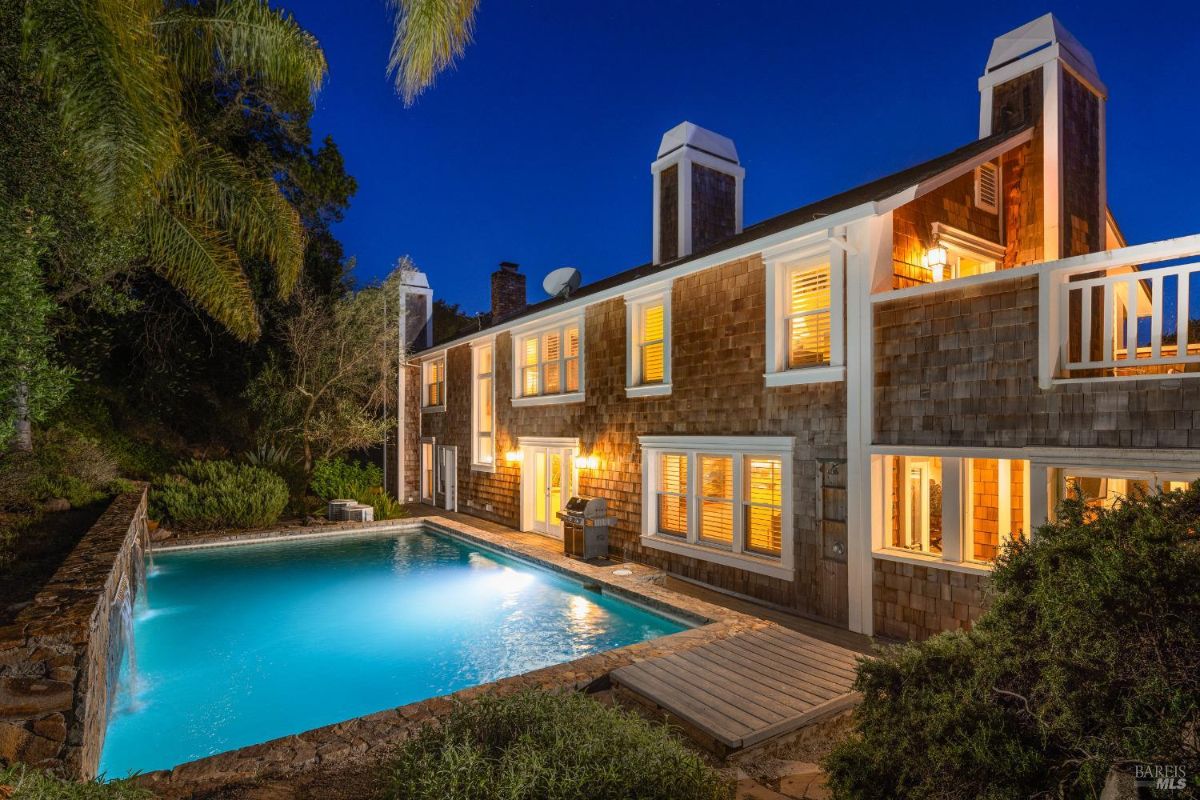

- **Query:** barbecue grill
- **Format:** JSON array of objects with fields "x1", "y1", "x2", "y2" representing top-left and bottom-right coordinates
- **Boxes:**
[{"x1": 557, "y1": 496, "x2": 615, "y2": 560}]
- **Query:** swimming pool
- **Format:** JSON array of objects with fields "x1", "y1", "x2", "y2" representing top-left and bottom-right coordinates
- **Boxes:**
[{"x1": 98, "y1": 527, "x2": 686, "y2": 777}]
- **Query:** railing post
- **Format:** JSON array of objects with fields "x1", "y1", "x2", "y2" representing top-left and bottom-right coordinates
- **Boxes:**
[{"x1": 1038, "y1": 266, "x2": 1060, "y2": 389}]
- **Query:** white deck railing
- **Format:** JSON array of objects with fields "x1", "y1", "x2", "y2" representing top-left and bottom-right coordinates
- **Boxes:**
[{"x1": 1039, "y1": 234, "x2": 1200, "y2": 387}]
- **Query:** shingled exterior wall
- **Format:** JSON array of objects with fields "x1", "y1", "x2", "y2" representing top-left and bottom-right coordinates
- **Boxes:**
[
  {"x1": 420, "y1": 254, "x2": 851, "y2": 625},
  {"x1": 873, "y1": 274, "x2": 1200, "y2": 450}
]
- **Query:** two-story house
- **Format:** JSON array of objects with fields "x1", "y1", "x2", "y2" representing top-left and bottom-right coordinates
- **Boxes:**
[{"x1": 394, "y1": 14, "x2": 1200, "y2": 640}]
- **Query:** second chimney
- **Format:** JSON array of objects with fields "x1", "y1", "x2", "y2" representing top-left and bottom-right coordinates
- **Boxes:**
[
  {"x1": 490, "y1": 261, "x2": 526, "y2": 323},
  {"x1": 651, "y1": 122, "x2": 744, "y2": 264}
]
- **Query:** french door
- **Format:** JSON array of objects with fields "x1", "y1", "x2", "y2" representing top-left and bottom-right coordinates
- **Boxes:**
[{"x1": 520, "y1": 439, "x2": 577, "y2": 538}]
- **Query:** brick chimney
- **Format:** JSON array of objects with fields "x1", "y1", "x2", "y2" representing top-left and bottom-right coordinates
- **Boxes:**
[
  {"x1": 651, "y1": 122, "x2": 744, "y2": 264},
  {"x1": 490, "y1": 261, "x2": 526, "y2": 323}
]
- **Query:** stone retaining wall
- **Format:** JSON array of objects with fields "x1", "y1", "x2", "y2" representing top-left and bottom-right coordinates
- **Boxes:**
[{"x1": 0, "y1": 487, "x2": 149, "y2": 778}]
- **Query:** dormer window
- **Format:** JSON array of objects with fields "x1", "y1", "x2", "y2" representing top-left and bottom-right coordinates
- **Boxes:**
[
  {"x1": 764, "y1": 241, "x2": 845, "y2": 387},
  {"x1": 625, "y1": 284, "x2": 672, "y2": 398}
]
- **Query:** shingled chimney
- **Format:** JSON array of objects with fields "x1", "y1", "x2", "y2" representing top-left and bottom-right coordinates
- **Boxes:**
[
  {"x1": 651, "y1": 122, "x2": 744, "y2": 264},
  {"x1": 978, "y1": 14, "x2": 1106, "y2": 260},
  {"x1": 490, "y1": 261, "x2": 526, "y2": 323}
]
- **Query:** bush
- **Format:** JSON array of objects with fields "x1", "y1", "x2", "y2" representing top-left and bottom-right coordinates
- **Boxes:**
[
  {"x1": 310, "y1": 458, "x2": 402, "y2": 520},
  {"x1": 309, "y1": 458, "x2": 382, "y2": 501},
  {"x1": 0, "y1": 763, "x2": 151, "y2": 798},
  {"x1": 824, "y1": 485, "x2": 1200, "y2": 799},
  {"x1": 151, "y1": 459, "x2": 288, "y2": 530},
  {"x1": 385, "y1": 689, "x2": 732, "y2": 800},
  {"x1": 0, "y1": 427, "x2": 119, "y2": 511}
]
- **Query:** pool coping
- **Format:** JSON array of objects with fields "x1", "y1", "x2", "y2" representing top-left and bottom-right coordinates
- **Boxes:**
[{"x1": 132, "y1": 515, "x2": 773, "y2": 795}]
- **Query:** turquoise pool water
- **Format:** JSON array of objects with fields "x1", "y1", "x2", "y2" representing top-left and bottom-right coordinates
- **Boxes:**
[{"x1": 98, "y1": 528, "x2": 685, "y2": 777}]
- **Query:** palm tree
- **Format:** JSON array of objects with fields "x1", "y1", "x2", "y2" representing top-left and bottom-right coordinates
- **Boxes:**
[
  {"x1": 24, "y1": 0, "x2": 327, "y2": 341},
  {"x1": 387, "y1": 0, "x2": 479, "y2": 106}
]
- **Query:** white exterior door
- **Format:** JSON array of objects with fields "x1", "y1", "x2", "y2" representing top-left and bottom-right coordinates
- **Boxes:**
[
  {"x1": 438, "y1": 445, "x2": 457, "y2": 511},
  {"x1": 519, "y1": 438, "x2": 577, "y2": 538}
]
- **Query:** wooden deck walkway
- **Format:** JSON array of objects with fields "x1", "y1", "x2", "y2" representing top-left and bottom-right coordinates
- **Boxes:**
[{"x1": 611, "y1": 624, "x2": 865, "y2": 751}]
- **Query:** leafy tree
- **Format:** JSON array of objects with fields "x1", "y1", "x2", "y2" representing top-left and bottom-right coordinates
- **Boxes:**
[
  {"x1": 23, "y1": 0, "x2": 327, "y2": 340},
  {"x1": 0, "y1": 212, "x2": 72, "y2": 449},
  {"x1": 432, "y1": 298, "x2": 485, "y2": 342},
  {"x1": 824, "y1": 485, "x2": 1200, "y2": 799},
  {"x1": 250, "y1": 262, "x2": 411, "y2": 472}
]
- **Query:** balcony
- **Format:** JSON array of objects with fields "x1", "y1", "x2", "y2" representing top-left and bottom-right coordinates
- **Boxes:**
[{"x1": 1039, "y1": 234, "x2": 1200, "y2": 387}]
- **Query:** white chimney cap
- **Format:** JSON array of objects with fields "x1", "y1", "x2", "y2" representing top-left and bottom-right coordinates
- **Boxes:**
[
  {"x1": 657, "y1": 121, "x2": 738, "y2": 164},
  {"x1": 985, "y1": 13, "x2": 1097, "y2": 78}
]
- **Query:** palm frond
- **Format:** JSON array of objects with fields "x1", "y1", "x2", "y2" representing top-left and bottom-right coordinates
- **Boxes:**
[
  {"x1": 386, "y1": 0, "x2": 478, "y2": 106},
  {"x1": 163, "y1": 134, "x2": 304, "y2": 297},
  {"x1": 26, "y1": 0, "x2": 181, "y2": 217},
  {"x1": 154, "y1": 0, "x2": 326, "y2": 100},
  {"x1": 142, "y1": 200, "x2": 261, "y2": 341}
]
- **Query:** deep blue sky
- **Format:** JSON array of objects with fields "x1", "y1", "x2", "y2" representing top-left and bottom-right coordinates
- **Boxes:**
[{"x1": 284, "y1": 0, "x2": 1200, "y2": 313}]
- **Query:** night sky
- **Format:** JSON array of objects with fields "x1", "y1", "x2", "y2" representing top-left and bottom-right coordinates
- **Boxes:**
[{"x1": 283, "y1": 0, "x2": 1200, "y2": 313}]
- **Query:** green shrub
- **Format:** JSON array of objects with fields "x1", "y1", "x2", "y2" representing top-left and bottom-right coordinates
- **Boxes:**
[
  {"x1": 309, "y1": 458, "x2": 402, "y2": 520},
  {"x1": 385, "y1": 689, "x2": 732, "y2": 800},
  {"x1": 0, "y1": 763, "x2": 151, "y2": 798},
  {"x1": 309, "y1": 458, "x2": 382, "y2": 501},
  {"x1": 824, "y1": 485, "x2": 1200, "y2": 799},
  {"x1": 0, "y1": 428, "x2": 119, "y2": 511},
  {"x1": 151, "y1": 459, "x2": 288, "y2": 530}
]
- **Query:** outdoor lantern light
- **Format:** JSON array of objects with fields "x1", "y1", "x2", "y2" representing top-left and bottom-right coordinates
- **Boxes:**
[
  {"x1": 504, "y1": 449, "x2": 523, "y2": 463},
  {"x1": 574, "y1": 454, "x2": 601, "y2": 470},
  {"x1": 923, "y1": 244, "x2": 949, "y2": 282}
]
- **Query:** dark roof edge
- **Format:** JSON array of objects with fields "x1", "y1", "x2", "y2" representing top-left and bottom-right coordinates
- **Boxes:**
[{"x1": 414, "y1": 124, "x2": 1032, "y2": 356}]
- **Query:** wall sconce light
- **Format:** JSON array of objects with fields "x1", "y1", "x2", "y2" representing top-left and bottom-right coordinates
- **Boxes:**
[
  {"x1": 504, "y1": 450, "x2": 523, "y2": 463},
  {"x1": 922, "y1": 244, "x2": 949, "y2": 282},
  {"x1": 574, "y1": 454, "x2": 601, "y2": 470}
]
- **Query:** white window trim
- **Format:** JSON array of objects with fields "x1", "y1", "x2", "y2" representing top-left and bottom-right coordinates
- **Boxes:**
[
  {"x1": 422, "y1": 356, "x2": 446, "y2": 412},
  {"x1": 625, "y1": 283, "x2": 672, "y2": 398},
  {"x1": 639, "y1": 435, "x2": 794, "y2": 581},
  {"x1": 764, "y1": 241, "x2": 844, "y2": 387},
  {"x1": 419, "y1": 437, "x2": 436, "y2": 503},
  {"x1": 510, "y1": 310, "x2": 585, "y2": 407},
  {"x1": 470, "y1": 338, "x2": 496, "y2": 472}
]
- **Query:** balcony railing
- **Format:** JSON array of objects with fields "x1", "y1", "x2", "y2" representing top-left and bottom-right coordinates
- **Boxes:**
[{"x1": 1040, "y1": 234, "x2": 1200, "y2": 386}]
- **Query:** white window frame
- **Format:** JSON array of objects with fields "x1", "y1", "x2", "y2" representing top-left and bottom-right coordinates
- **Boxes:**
[
  {"x1": 764, "y1": 241, "x2": 844, "y2": 387},
  {"x1": 510, "y1": 310, "x2": 585, "y2": 407},
  {"x1": 422, "y1": 355, "x2": 446, "y2": 411},
  {"x1": 1052, "y1": 467, "x2": 1199, "y2": 509},
  {"x1": 470, "y1": 338, "x2": 496, "y2": 472},
  {"x1": 625, "y1": 283, "x2": 672, "y2": 398},
  {"x1": 640, "y1": 435, "x2": 794, "y2": 581},
  {"x1": 932, "y1": 223, "x2": 1007, "y2": 281},
  {"x1": 420, "y1": 437, "x2": 436, "y2": 503}
]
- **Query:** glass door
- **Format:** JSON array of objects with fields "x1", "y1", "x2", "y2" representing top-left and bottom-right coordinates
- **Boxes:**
[{"x1": 525, "y1": 446, "x2": 573, "y2": 538}]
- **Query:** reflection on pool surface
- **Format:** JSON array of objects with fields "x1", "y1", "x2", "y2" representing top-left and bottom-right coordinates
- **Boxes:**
[{"x1": 99, "y1": 529, "x2": 685, "y2": 777}]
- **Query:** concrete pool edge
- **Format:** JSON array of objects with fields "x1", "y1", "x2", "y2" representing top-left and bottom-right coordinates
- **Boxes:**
[{"x1": 132, "y1": 516, "x2": 772, "y2": 794}]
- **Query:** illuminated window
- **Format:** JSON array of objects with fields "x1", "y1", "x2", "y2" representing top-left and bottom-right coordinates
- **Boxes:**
[
  {"x1": 514, "y1": 318, "x2": 583, "y2": 402},
  {"x1": 625, "y1": 287, "x2": 672, "y2": 396},
  {"x1": 1064, "y1": 474, "x2": 1151, "y2": 511},
  {"x1": 786, "y1": 264, "x2": 832, "y2": 369},
  {"x1": 639, "y1": 436, "x2": 794, "y2": 580},
  {"x1": 765, "y1": 245, "x2": 843, "y2": 386},
  {"x1": 743, "y1": 457, "x2": 783, "y2": 556},
  {"x1": 420, "y1": 440, "x2": 434, "y2": 501},
  {"x1": 423, "y1": 357, "x2": 445, "y2": 408},
  {"x1": 968, "y1": 459, "x2": 1028, "y2": 562},
  {"x1": 698, "y1": 456, "x2": 733, "y2": 545},
  {"x1": 657, "y1": 454, "x2": 688, "y2": 536},
  {"x1": 471, "y1": 342, "x2": 494, "y2": 469},
  {"x1": 888, "y1": 456, "x2": 943, "y2": 556}
]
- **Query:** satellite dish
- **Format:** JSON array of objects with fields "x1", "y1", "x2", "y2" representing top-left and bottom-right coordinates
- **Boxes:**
[{"x1": 542, "y1": 267, "x2": 582, "y2": 299}]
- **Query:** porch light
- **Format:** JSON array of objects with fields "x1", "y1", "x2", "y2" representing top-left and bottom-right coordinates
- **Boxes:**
[
  {"x1": 923, "y1": 244, "x2": 949, "y2": 282},
  {"x1": 504, "y1": 449, "x2": 523, "y2": 463},
  {"x1": 574, "y1": 454, "x2": 601, "y2": 470}
]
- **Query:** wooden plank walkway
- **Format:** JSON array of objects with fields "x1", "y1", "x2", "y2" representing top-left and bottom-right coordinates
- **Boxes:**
[{"x1": 611, "y1": 625, "x2": 865, "y2": 751}]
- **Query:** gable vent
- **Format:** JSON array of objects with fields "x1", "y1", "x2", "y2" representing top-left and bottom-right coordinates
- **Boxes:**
[{"x1": 975, "y1": 162, "x2": 1000, "y2": 213}]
